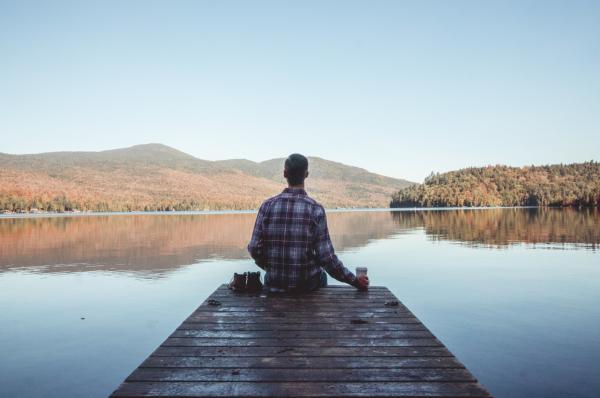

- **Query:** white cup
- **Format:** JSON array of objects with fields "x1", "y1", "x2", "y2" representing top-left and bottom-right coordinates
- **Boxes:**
[{"x1": 355, "y1": 267, "x2": 368, "y2": 278}]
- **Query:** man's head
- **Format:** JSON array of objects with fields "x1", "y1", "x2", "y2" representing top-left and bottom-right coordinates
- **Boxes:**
[{"x1": 284, "y1": 154, "x2": 309, "y2": 187}]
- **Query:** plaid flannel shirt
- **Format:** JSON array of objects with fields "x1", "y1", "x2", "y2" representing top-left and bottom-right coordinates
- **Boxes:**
[{"x1": 248, "y1": 187, "x2": 358, "y2": 291}]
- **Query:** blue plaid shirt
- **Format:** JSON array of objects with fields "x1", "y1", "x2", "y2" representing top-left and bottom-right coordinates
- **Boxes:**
[{"x1": 248, "y1": 187, "x2": 358, "y2": 291}]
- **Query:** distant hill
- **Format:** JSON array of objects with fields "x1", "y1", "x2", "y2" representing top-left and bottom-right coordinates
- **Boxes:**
[
  {"x1": 0, "y1": 144, "x2": 413, "y2": 212},
  {"x1": 390, "y1": 162, "x2": 600, "y2": 208}
]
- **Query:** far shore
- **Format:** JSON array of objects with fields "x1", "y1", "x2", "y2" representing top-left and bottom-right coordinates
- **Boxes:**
[{"x1": 0, "y1": 206, "x2": 560, "y2": 219}]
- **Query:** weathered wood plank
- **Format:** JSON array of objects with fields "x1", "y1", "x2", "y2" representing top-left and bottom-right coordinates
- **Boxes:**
[
  {"x1": 190, "y1": 306, "x2": 412, "y2": 314},
  {"x1": 194, "y1": 306, "x2": 412, "y2": 313},
  {"x1": 212, "y1": 288, "x2": 393, "y2": 294},
  {"x1": 150, "y1": 346, "x2": 453, "y2": 358},
  {"x1": 188, "y1": 311, "x2": 415, "y2": 319},
  {"x1": 202, "y1": 296, "x2": 403, "y2": 302},
  {"x1": 200, "y1": 299, "x2": 407, "y2": 308},
  {"x1": 205, "y1": 296, "x2": 403, "y2": 302},
  {"x1": 185, "y1": 315, "x2": 421, "y2": 323},
  {"x1": 216, "y1": 284, "x2": 390, "y2": 290},
  {"x1": 214, "y1": 284, "x2": 391, "y2": 292},
  {"x1": 211, "y1": 289, "x2": 397, "y2": 298},
  {"x1": 111, "y1": 381, "x2": 490, "y2": 397},
  {"x1": 162, "y1": 337, "x2": 443, "y2": 347},
  {"x1": 141, "y1": 356, "x2": 464, "y2": 369},
  {"x1": 208, "y1": 293, "x2": 399, "y2": 300},
  {"x1": 127, "y1": 368, "x2": 477, "y2": 382},
  {"x1": 170, "y1": 330, "x2": 434, "y2": 339},
  {"x1": 177, "y1": 322, "x2": 428, "y2": 331},
  {"x1": 195, "y1": 307, "x2": 413, "y2": 315},
  {"x1": 180, "y1": 319, "x2": 423, "y2": 325},
  {"x1": 110, "y1": 285, "x2": 491, "y2": 397}
]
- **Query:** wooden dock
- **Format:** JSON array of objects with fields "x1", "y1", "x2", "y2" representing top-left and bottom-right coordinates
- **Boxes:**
[{"x1": 110, "y1": 285, "x2": 492, "y2": 397}]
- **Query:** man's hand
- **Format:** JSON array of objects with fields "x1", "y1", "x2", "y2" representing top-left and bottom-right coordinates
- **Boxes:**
[{"x1": 356, "y1": 274, "x2": 370, "y2": 290}]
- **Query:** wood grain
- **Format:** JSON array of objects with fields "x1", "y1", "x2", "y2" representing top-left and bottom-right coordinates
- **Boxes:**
[{"x1": 110, "y1": 285, "x2": 492, "y2": 397}]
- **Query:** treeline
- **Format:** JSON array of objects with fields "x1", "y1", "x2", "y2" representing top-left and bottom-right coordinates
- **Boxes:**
[
  {"x1": 0, "y1": 195, "x2": 260, "y2": 213},
  {"x1": 390, "y1": 162, "x2": 600, "y2": 208}
]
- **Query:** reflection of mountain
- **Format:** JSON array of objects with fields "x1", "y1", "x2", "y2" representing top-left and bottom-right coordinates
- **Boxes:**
[
  {"x1": 0, "y1": 212, "x2": 402, "y2": 274},
  {"x1": 391, "y1": 208, "x2": 600, "y2": 249}
]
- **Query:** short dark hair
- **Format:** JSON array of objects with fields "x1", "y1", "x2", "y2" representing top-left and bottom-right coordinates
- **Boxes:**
[{"x1": 284, "y1": 154, "x2": 308, "y2": 185}]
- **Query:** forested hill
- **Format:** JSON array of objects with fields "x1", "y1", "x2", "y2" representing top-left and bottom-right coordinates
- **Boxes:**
[
  {"x1": 0, "y1": 144, "x2": 413, "y2": 213},
  {"x1": 390, "y1": 162, "x2": 600, "y2": 208}
]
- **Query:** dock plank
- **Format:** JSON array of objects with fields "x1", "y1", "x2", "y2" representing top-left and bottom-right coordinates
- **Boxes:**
[
  {"x1": 140, "y1": 356, "x2": 464, "y2": 369},
  {"x1": 126, "y1": 368, "x2": 477, "y2": 382},
  {"x1": 112, "y1": 381, "x2": 490, "y2": 397},
  {"x1": 110, "y1": 285, "x2": 492, "y2": 397},
  {"x1": 177, "y1": 322, "x2": 427, "y2": 331},
  {"x1": 150, "y1": 346, "x2": 453, "y2": 357},
  {"x1": 185, "y1": 315, "x2": 422, "y2": 324},
  {"x1": 162, "y1": 337, "x2": 443, "y2": 347},
  {"x1": 169, "y1": 330, "x2": 434, "y2": 339}
]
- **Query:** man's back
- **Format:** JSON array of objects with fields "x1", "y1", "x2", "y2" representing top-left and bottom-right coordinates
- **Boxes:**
[{"x1": 248, "y1": 187, "x2": 358, "y2": 291}]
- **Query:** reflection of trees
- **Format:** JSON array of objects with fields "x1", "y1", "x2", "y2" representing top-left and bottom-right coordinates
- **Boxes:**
[
  {"x1": 0, "y1": 212, "x2": 401, "y2": 273},
  {"x1": 391, "y1": 208, "x2": 600, "y2": 249},
  {"x1": 2, "y1": 209, "x2": 597, "y2": 275}
]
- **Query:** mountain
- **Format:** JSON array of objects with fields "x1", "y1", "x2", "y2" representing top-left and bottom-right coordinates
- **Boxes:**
[
  {"x1": 390, "y1": 162, "x2": 600, "y2": 208},
  {"x1": 0, "y1": 144, "x2": 413, "y2": 212}
]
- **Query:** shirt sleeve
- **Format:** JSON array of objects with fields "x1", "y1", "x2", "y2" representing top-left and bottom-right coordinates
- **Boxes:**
[
  {"x1": 247, "y1": 201, "x2": 268, "y2": 270},
  {"x1": 313, "y1": 206, "x2": 358, "y2": 286}
]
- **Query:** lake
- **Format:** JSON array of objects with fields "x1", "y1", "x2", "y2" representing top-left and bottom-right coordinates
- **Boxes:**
[{"x1": 1, "y1": 208, "x2": 599, "y2": 398}]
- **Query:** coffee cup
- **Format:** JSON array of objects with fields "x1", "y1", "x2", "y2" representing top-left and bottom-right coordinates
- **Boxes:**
[{"x1": 355, "y1": 267, "x2": 368, "y2": 278}]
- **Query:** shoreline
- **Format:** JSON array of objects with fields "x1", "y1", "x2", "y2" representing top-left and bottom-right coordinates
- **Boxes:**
[{"x1": 0, "y1": 205, "x2": 558, "y2": 219}]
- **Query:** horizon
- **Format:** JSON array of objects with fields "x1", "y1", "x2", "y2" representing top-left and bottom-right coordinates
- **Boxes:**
[
  {"x1": 2, "y1": 1, "x2": 599, "y2": 182},
  {"x1": 1, "y1": 142, "x2": 598, "y2": 184}
]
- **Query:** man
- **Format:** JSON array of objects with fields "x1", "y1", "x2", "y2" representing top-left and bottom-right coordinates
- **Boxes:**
[{"x1": 247, "y1": 153, "x2": 370, "y2": 292}]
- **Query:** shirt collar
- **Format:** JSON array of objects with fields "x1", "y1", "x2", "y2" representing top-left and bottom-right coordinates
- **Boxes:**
[{"x1": 283, "y1": 187, "x2": 307, "y2": 195}]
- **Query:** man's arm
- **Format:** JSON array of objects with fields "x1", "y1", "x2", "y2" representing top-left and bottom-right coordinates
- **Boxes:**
[
  {"x1": 247, "y1": 201, "x2": 268, "y2": 270},
  {"x1": 313, "y1": 206, "x2": 364, "y2": 289}
]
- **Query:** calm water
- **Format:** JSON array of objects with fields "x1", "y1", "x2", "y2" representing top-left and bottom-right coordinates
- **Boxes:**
[{"x1": 1, "y1": 208, "x2": 599, "y2": 398}]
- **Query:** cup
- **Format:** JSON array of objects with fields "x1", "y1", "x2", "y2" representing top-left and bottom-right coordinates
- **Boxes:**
[{"x1": 355, "y1": 267, "x2": 368, "y2": 278}]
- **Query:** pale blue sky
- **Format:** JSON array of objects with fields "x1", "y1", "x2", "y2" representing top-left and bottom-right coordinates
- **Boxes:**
[{"x1": 1, "y1": 1, "x2": 599, "y2": 182}]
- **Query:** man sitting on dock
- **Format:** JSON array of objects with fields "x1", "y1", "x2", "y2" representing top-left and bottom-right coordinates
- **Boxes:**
[{"x1": 247, "y1": 153, "x2": 370, "y2": 293}]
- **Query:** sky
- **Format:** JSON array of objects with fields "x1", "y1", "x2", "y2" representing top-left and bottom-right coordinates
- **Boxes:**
[{"x1": 1, "y1": 1, "x2": 599, "y2": 182}]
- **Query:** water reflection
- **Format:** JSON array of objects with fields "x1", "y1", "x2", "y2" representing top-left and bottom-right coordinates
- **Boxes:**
[
  {"x1": 1, "y1": 208, "x2": 598, "y2": 275},
  {"x1": 392, "y1": 208, "x2": 599, "y2": 250},
  {"x1": 0, "y1": 212, "x2": 402, "y2": 274}
]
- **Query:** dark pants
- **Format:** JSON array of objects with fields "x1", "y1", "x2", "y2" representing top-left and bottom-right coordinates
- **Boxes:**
[
  {"x1": 316, "y1": 270, "x2": 328, "y2": 288},
  {"x1": 264, "y1": 269, "x2": 327, "y2": 292}
]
